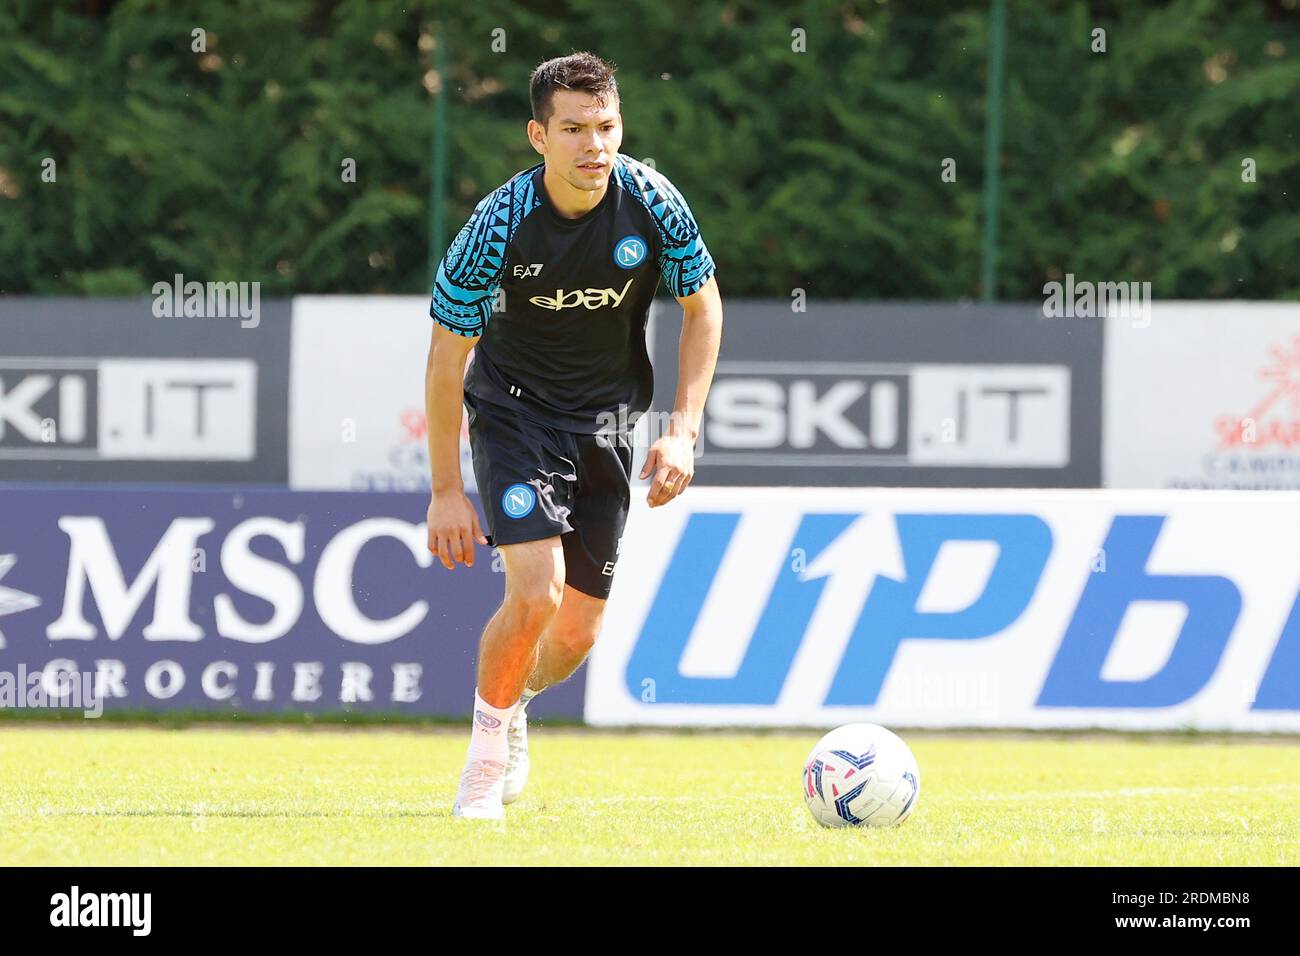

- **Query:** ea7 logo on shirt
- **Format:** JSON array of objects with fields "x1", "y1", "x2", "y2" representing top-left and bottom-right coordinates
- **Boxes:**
[
  {"x1": 512, "y1": 263, "x2": 543, "y2": 278},
  {"x1": 529, "y1": 278, "x2": 633, "y2": 312}
]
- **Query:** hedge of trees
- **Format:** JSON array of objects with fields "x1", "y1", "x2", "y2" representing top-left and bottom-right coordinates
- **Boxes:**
[{"x1": 1, "y1": 0, "x2": 1296, "y2": 299}]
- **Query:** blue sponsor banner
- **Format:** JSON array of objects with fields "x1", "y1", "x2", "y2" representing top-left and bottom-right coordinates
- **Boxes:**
[{"x1": 0, "y1": 486, "x2": 584, "y2": 719}]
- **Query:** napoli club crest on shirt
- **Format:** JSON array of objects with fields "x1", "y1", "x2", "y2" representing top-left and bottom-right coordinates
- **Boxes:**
[{"x1": 614, "y1": 235, "x2": 647, "y2": 269}]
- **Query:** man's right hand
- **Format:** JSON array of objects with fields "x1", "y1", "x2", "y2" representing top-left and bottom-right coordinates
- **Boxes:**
[{"x1": 426, "y1": 490, "x2": 489, "y2": 570}]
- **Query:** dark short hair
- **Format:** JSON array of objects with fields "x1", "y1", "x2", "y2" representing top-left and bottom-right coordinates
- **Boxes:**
[{"x1": 530, "y1": 52, "x2": 619, "y2": 128}]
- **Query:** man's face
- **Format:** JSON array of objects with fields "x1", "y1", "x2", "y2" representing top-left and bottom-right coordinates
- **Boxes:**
[{"x1": 530, "y1": 89, "x2": 623, "y2": 192}]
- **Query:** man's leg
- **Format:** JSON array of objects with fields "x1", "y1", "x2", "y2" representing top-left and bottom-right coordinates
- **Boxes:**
[
  {"x1": 500, "y1": 428, "x2": 629, "y2": 805},
  {"x1": 497, "y1": 583, "x2": 607, "y2": 806},
  {"x1": 526, "y1": 584, "x2": 609, "y2": 692},
  {"x1": 453, "y1": 536, "x2": 564, "y2": 819},
  {"x1": 478, "y1": 538, "x2": 566, "y2": 705}
]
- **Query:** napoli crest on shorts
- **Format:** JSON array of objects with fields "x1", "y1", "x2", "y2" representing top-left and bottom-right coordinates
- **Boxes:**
[
  {"x1": 614, "y1": 235, "x2": 647, "y2": 269},
  {"x1": 502, "y1": 482, "x2": 537, "y2": 518}
]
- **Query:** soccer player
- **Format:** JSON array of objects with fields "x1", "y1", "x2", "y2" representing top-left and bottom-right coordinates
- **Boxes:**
[{"x1": 424, "y1": 52, "x2": 724, "y2": 818}]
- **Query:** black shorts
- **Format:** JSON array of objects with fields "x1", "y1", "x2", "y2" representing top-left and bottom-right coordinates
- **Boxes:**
[{"x1": 465, "y1": 392, "x2": 633, "y2": 599}]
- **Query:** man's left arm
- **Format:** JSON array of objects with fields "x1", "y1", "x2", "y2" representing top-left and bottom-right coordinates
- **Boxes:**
[{"x1": 641, "y1": 275, "x2": 723, "y2": 507}]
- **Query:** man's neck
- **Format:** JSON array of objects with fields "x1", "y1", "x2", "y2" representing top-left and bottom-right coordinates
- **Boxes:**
[{"x1": 542, "y1": 164, "x2": 607, "y2": 219}]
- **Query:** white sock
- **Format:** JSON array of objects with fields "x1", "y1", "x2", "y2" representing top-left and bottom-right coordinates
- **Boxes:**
[
  {"x1": 467, "y1": 690, "x2": 515, "y2": 764},
  {"x1": 518, "y1": 687, "x2": 539, "y2": 711}
]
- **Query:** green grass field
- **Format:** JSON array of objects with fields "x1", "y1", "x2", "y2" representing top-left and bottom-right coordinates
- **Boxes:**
[{"x1": 0, "y1": 725, "x2": 1296, "y2": 865}]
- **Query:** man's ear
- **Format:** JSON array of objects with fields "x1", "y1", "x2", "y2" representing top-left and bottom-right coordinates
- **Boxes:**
[{"x1": 527, "y1": 119, "x2": 547, "y2": 156}]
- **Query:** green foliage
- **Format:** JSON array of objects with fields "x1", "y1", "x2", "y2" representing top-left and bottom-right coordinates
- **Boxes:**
[
  {"x1": 0, "y1": 0, "x2": 1296, "y2": 298},
  {"x1": 998, "y1": 0, "x2": 1300, "y2": 299}
]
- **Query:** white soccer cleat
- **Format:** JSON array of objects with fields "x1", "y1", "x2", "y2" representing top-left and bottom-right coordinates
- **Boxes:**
[
  {"x1": 501, "y1": 702, "x2": 531, "y2": 805},
  {"x1": 452, "y1": 758, "x2": 506, "y2": 820}
]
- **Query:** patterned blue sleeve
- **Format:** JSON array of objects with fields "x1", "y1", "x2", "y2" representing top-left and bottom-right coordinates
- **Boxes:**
[
  {"x1": 617, "y1": 157, "x2": 716, "y2": 298},
  {"x1": 430, "y1": 190, "x2": 510, "y2": 337},
  {"x1": 430, "y1": 171, "x2": 544, "y2": 335}
]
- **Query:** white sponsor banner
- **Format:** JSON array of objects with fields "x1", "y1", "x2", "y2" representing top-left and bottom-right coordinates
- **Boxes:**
[
  {"x1": 290, "y1": 296, "x2": 475, "y2": 491},
  {"x1": 700, "y1": 361, "x2": 1072, "y2": 468},
  {"x1": 589, "y1": 487, "x2": 1300, "y2": 731},
  {"x1": 908, "y1": 364, "x2": 1069, "y2": 466},
  {"x1": 99, "y1": 359, "x2": 255, "y2": 460},
  {"x1": 0, "y1": 358, "x2": 255, "y2": 461},
  {"x1": 1105, "y1": 302, "x2": 1300, "y2": 488}
]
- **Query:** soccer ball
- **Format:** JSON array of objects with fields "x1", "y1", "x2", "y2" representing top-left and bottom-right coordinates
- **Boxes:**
[{"x1": 802, "y1": 723, "x2": 920, "y2": 828}]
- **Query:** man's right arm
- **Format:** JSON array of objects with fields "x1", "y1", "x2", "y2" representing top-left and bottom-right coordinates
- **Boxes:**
[
  {"x1": 425, "y1": 324, "x2": 487, "y2": 569},
  {"x1": 425, "y1": 186, "x2": 506, "y2": 569}
]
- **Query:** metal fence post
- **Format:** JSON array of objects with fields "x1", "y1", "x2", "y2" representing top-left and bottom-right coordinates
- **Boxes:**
[{"x1": 981, "y1": 0, "x2": 1007, "y2": 302}]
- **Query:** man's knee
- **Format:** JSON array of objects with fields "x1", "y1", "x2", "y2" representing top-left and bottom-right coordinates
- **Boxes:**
[
  {"x1": 501, "y1": 539, "x2": 565, "y2": 632},
  {"x1": 551, "y1": 588, "x2": 607, "y2": 657},
  {"x1": 551, "y1": 620, "x2": 598, "y2": 658},
  {"x1": 508, "y1": 584, "x2": 563, "y2": 632}
]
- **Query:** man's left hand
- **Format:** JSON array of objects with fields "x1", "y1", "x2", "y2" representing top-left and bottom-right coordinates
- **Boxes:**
[{"x1": 640, "y1": 433, "x2": 696, "y2": 508}]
